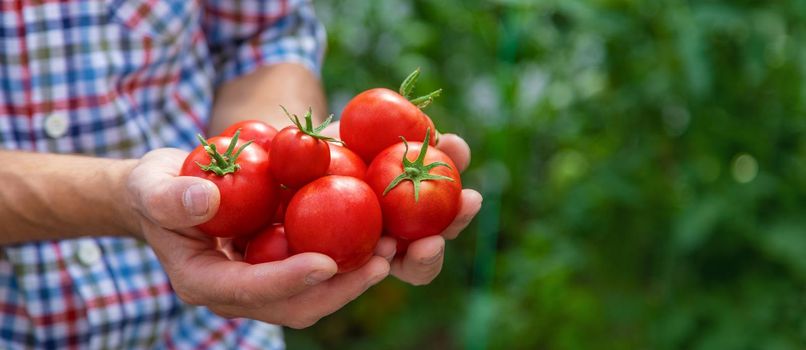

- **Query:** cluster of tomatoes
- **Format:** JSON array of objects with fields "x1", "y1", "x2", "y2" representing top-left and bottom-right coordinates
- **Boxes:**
[{"x1": 179, "y1": 69, "x2": 462, "y2": 273}]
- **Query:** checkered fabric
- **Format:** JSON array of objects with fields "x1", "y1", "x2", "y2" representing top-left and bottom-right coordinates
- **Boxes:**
[{"x1": 0, "y1": 0, "x2": 324, "y2": 349}]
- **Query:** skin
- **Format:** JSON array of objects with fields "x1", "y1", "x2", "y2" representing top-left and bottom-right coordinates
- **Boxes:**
[
  {"x1": 180, "y1": 137, "x2": 277, "y2": 237},
  {"x1": 0, "y1": 62, "x2": 483, "y2": 326}
]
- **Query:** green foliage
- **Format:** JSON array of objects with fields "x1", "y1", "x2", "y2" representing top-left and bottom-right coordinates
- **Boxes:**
[{"x1": 289, "y1": 1, "x2": 806, "y2": 349}]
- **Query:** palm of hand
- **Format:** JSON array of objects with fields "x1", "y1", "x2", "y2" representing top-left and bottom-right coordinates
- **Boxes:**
[{"x1": 128, "y1": 149, "x2": 388, "y2": 328}]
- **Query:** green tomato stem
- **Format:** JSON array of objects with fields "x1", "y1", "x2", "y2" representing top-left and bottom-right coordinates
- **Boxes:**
[
  {"x1": 195, "y1": 129, "x2": 254, "y2": 176},
  {"x1": 281, "y1": 105, "x2": 344, "y2": 145},
  {"x1": 382, "y1": 128, "x2": 454, "y2": 202},
  {"x1": 398, "y1": 68, "x2": 442, "y2": 110}
]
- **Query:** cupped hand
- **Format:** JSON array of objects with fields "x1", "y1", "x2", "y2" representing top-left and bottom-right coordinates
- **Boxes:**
[
  {"x1": 125, "y1": 148, "x2": 390, "y2": 328},
  {"x1": 323, "y1": 121, "x2": 483, "y2": 286}
]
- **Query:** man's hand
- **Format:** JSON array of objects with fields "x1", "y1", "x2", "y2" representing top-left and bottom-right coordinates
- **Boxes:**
[
  {"x1": 322, "y1": 123, "x2": 483, "y2": 286},
  {"x1": 125, "y1": 148, "x2": 390, "y2": 328},
  {"x1": 375, "y1": 134, "x2": 483, "y2": 285}
]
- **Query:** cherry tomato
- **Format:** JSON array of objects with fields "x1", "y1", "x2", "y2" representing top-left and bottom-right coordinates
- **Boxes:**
[
  {"x1": 395, "y1": 238, "x2": 411, "y2": 257},
  {"x1": 326, "y1": 143, "x2": 367, "y2": 179},
  {"x1": 340, "y1": 69, "x2": 439, "y2": 163},
  {"x1": 220, "y1": 120, "x2": 277, "y2": 152},
  {"x1": 365, "y1": 129, "x2": 461, "y2": 241},
  {"x1": 285, "y1": 175, "x2": 382, "y2": 273},
  {"x1": 232, "y1": 233, "x2": 254, "y2": 255},
  {"x1": 244, "y1": 224, "x2": 290, "y2": 264},
  {"x1": 271, "y1": 186, "x2": 297, "y2": 224},
  {"x1": 180, "y1": 131, "x2": 279, "y2": 237},
  {"x1": 270, "y1": 107, "x2": 340, "y2": 188}
]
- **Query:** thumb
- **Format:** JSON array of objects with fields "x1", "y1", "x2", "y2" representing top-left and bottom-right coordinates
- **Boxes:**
[{"x1": 138, "y1": 176, "x2": 221, "y2": 229}]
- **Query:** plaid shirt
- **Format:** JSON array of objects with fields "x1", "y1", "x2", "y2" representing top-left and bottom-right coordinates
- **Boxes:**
[{"x1": 0, "y1": 0, "x2": 324, "y2": 349}]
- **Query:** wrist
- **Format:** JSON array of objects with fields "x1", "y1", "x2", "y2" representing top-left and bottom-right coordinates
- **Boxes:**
[{"x1": 110, "y1": 158, "x2": 142, "y2": 239}]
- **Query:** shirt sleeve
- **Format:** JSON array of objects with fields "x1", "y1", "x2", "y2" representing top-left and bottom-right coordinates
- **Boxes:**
[{"x1": 202, "y1": 0, "x2": 326, "y2": 86}]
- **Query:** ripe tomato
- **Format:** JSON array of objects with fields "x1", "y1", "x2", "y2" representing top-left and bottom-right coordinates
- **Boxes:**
[
  {"x1": 365, "y1": 130, "x2": 461, "y2": 241},
  {"x1": 244, "y1": 224, "x2": 290, "y2": 264},
  {"x1": 232, "y1": 233, "x2": 254, "y2": 255},
  {"x1": 395, "y1": 238, "x2": 411, "y2": 257},
  {"x1": 285, "y1": 176, "x2": 382, "y2": 273},
  {"x1": 180, "y1": 131, "x2": 279, "y2": 237},
  {"x1": 326, "y1": 143, "x2": 367, "y2": 179},
  {"x1": 270, "y1": 107, "x2": 340, "y2": 189},
  {"x1": 220, "y1": 120, "x2": 277, "y2": 152},
  {"x1": 340, "y1": 69, "x2": 439, "y2": 163},
  {"x1": 271, "y1": 186, "x2": 297, "y2": 224}
]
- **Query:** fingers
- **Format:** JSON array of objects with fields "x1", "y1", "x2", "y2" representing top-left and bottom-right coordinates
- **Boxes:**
[
  {"x1": 282, "y1": 256, "x2": 390, "y2": 328},
  {"x1": 217, "y1": 238, "x2": 243, "y2": 261},
  {"x1": 129, "y1": 149, "x2": 221, "y2": 229},
  {"x1": 390, "y1": 235, "x2": 445, "y2": 286},
  {"x1": 374, "y1": 236, "x2": 397, "y2": 262},
  {"x1": 176, "y1": 252, "x2": 338, "y2": 307},
  {"x1": 436, "y1": 133, "x2": 471, "y2": 172},
  {"x1": 442, "y1": 189, "x2": 483, "y2": 240},
  {"x1": 300, "y1": 256, "x2": 389, "y2": 303},
  {"x1": 388, "y1": 189, "x2": 482, "y2": 285},
  {"x1": 232, "y1": 253, "x2": 339, "y2": 301}
]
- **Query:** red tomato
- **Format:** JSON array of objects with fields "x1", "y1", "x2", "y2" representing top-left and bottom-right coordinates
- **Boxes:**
[
  {"x1": 285, "y1": 176, "x2": 382, "y2": 273},
  {"x1": 271, "y1": 187, "x2": 297, "y2": 224},
  {"x1": 365, "y1": 130, "x2": 461, "y2": 241},
  {"x1": 232, "y1": 233, "x2": 254, "y2": 255},
  {"x1": 340, "y1": 69, "x2": 439, "y2": 163},
  {"x1": 270, "y1": 107, "x2": 340, "y2": 188},
  {"x1": 326, "y1": 143, "x2": 367, "y2": 179},
  {"x1": 395, "y1": 238, "x2": 411, "y2": 257},
  {"x1": 220, "y1": 120, "x2": 278, "y2": 152},
  {"x1": 180, "y1": 132, "x2": 279, "y2": 237},
  {"x1": 244, "y1": 224, "x2": 290, "y2": 264},
  {"x1": 272, "y1": 206, "x2": 285, "y2": 224}
]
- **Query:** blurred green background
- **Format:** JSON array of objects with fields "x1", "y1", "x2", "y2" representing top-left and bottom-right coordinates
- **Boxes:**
[{"x1": 288, "y1": 1, "x2": 806, "y2": 349}]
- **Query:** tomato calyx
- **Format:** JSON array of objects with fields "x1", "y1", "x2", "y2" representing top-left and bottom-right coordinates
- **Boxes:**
[
  {"x1": 281, "y1": 105, "x2": 343, "y2": 145},
  {"x1": 383, "y1": 128, "x2": 454, "y2": 202},
  {"x1": 399, "y1": 68, "x2": 443, "y2": 109},
  {"x1": 194, "y1": 129, "x2": 254, "y2": 176}
]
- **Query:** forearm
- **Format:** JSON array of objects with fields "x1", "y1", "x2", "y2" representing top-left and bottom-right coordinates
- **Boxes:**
[
  {"x1": 209, "y1": 63, "x2": 328, "y2": 133},
  {"x1": 0, "y1": 151, "x2": 138, "y2": 244}
]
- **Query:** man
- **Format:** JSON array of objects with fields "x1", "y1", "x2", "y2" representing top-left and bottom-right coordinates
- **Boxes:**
[{"x1": 0, "y1": 1, "x2": 482, "y2": 348}]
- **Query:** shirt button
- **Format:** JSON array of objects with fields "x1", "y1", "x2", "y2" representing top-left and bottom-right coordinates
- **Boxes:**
[
  {"x1": 44, "y1": 113, "x2": 69, "y2": 138},
  {"x1": 76, "y1": 241, "x2": 102, "y2": 266}
]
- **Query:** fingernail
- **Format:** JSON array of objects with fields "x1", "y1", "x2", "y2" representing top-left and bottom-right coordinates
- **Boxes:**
[
  {"x1": 183, "y1": 183, "x2": 211, "y2": 217},
  {"x1": 421, "y1": 247, "x2": 444, "y2": 265},
  {"x1": 305, "y1": 270, "x2": 334, "y2": 285},
  {"x1": 384, "y1": 249, "x2": 397, "y2": 262}
]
